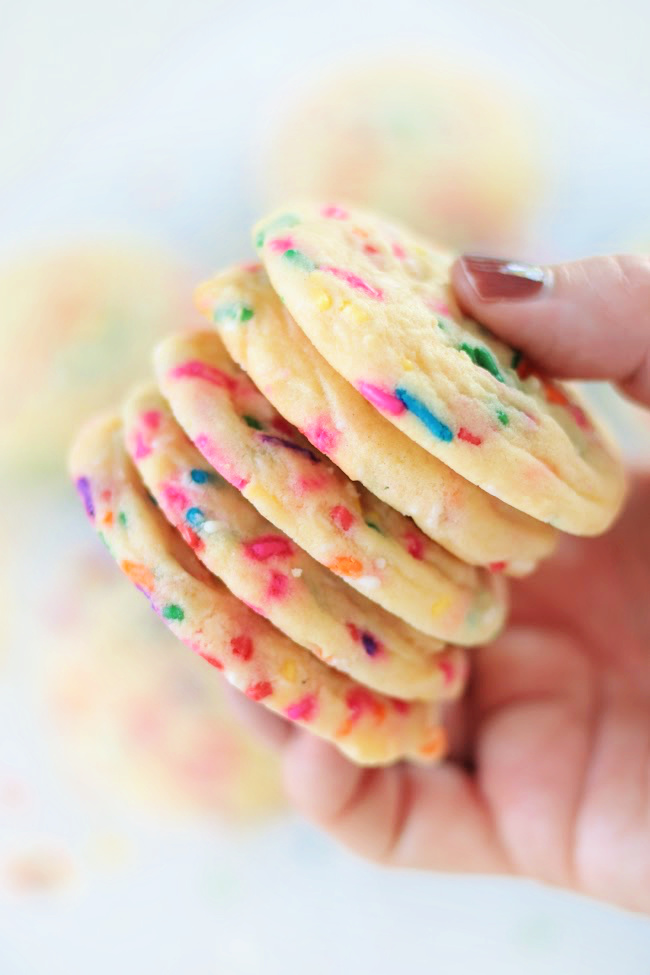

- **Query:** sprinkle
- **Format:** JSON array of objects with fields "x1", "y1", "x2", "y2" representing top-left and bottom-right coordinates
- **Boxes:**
[
  {"x1": 365, "y1": 520, "x2": 383, "y2": 533},
  {"x1": 329, "y1": 505, "x2": 354, "y2": 532},
  {"x1": 345, "y1": 687, "x2": 386, "y2": 724},
  {"x1": 511, "y1": 349, "x2": 522, "y2": 370},
  {"x1": 180, "y1": 521, "x2": 204, "y2": 553},
  {"x1": 357, "y1": 381, "x2": 406, "y2": 416},
  {"x1": 431, "y1": 594, "x2": 452, "y2": 618},
  {"x1": 246, "y1": 680, "x2": 272, "y2": 701},
  {"x1": 328, "y1": 555, "x2": 363, "y2": 577},
  {"x1": 100, "y1": 510, "x2": 113, "y2": 527},
  {"x1": 390, "y1": 697, "x2": 410, "y2": 715},
  {"x1": 190, "y1": 468, "x2": 213, "y2": 484},
  {"x1": 242, "y1": 414, "x2": 263, "y2": 430},
  {"x1": 290, "y1": 567, "x2": 303, "y2": 578},
  {"x1": 186, "y1": 507, "x2": 205, "y2": 527},
  {"x1": 391, "y1": 241, "x2": 406, "y2": 259},
  {"x1": 121, "y1": 560, "x2": 154, "y2": 592},
  {"x1": 438, "y1": 659, "x2": 456, "y2": 685},
  {"x1": 285, "y1": 693, "x2": 318, "y2": 722},
  {"x1": 132, "y1": 431, "x2": 151, "y2": 460},
  {"x1": 489, "y1": 561, "x2": 507, "y2": 572},
  {"x1": 394, "y1": 388, "x2": 453, "y2": 442},
  {"x1": 268, "y1": 235, "x2": 296, "y2": 253},
  {"x1": 401, "y1": 358, "x2": 414, "y2": 371},
  {"x1": 168, "y1": 360, "x2": 238, "y2": 391},
  {"x1": 255, "y1": 213, "x2": 299, "y2": 248},
  {"x1": 267, "y1": 571, "x2": 289, "y2": 599},
  {"x1": 118, "y1": 511, "x2": 127, "y2": 527},
  {"x1": 285, "y1": 249, "x2": 318, "y2": 272},
  {"x1": 419, "y1": 727, "x2": 448, "y2": 759},
  {"x1": 281, "y1": 659, "x2": 297, "y2": 681},
  {"x1": 200, "y1": 653, "x2": 223, "y2": 670},
  {"x1": 270, "y1": 414, "x2": 295, "y2": 437},
  {"x1": 404, "y1": 531, "x2": 424, "y2": 560},
  {"x1": 259, "y1": 433, "x2": 321, "y2": 463},
  {"x1": 457, "y1": 427, "x2": 483, "y2": 446},
  {"x1": 194, "y1": 434, "x2": 249, "y2": 490},
  {"x1": 361, "y1": 632, "x2": 381, "y2": 657},
  {"x1": 230, "y1": 635, "x2": 253, "y2": 661},
  {"x1": 458, "y1": 342, "x2": 505, "y2": 382},
  {"x1": 310, "y1": 287, "x2": 332, "y2": 310},
  {"x1": 75, "y1": 476, "x2": 94, "y2": 518},
  {"x1": 321, "y1": 204, "x2": 349, "y2": 219},
  {"x1": 202, "y1": 520, "x2": 218, "y2": 534},
  {"x1": 303, "y1": 418, "x2": 339, "y2": 455},
  {"x1": 163, "y1": 484, "x2": 190, "y2": 509},
  {"x1": 341, "y1": 301, "x2": 370, "y2": 325},
  {"x1": 141, "y1": 409, "x2": 161, "y2": 429},
  {"x1": 214, "y1": 301, "x2": 254, "y2": 324},
  {"x1": 244, "y1": 535, "x2": 294, "y2": 561},
  {"x1": 162, "y1": 604, "x2": 184, "y2": 622},
  {"x1": 320, "y1": 266, "x2": 384, "y2": 300},
  {"x1": 496, "y1": 409, "x2": 509, "y2": 426}
]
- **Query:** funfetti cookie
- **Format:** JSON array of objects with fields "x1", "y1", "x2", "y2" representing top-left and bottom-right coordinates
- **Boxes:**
[
  {"x1": 69, "y1": 414, "x2": 447, "y2": 766},
  {"x1": 254, "y1": 204, "x2": 625, "y2": 536},
  {"x1": 197, "y1": 264, "x2": 557, "y2": 574},
  {"x1": 155, "y1": 330, "x2": 507, "y2": 646},
  {"x1": 123, "y1": 385, "x2": 466, "y2": 702}
]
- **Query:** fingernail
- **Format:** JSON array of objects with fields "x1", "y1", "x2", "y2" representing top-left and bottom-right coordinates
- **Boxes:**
[{"x1": 459, "y1": 256, "x2": 550, "y2": 302}]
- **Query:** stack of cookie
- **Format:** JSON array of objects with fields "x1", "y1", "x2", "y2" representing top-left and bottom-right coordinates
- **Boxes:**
[{"x1": 70, "y1": 204, "x2": 625, "y2": 766}]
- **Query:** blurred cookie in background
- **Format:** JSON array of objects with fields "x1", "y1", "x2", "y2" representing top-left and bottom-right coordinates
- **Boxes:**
[
  {"x1": 42, "y1": 543, "x2": 284, "y2": 822},
  {"x1": 261, "y1": 58, "x2": 542, "y2": 251},
  {"x1": 0, "y1": 245, "x2": 199, "y2": 478}
]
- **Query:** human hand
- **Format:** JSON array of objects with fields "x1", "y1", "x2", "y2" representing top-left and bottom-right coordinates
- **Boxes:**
[{"x1": 230, "y1": 254, "x2": 650, "y2": 914}]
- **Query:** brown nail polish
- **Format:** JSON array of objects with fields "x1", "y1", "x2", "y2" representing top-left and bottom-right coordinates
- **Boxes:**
[{"x1": 460, "y1": 256, "x2": 549, "y2": 302}]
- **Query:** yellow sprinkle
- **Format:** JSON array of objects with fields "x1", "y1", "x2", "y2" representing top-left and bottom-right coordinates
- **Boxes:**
[
  {"x1": 430, "y1": 594, "x2": 452, "y2": 618},
  {"x1": 247, "y1": 484, "x2": 283, "y2": 511},
  {"x1": 401, "y1": 358, "x2": 414, "y2": 371},
  {"x1": 344, "y1": 303, "x2": 370, "y2": 325},
  {"x1": 281, "y1": 659, "x2": 297, "y2": 682},
  {"x1": 310, "y1": 286, "x2": 332, "y2": 311}
]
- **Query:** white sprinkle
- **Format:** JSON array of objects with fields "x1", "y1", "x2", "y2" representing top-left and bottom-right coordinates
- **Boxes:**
[
  {"x1": 291, "y1": 567, "x2": 303, "y2": 578},
  {"x1": 202, "y1": 520, "x2": 218, "y2": 534},
  {"x1": 374, "y1": 557, "x2": 387, "y2": 570},
  {"x1": 357, "y1": 575, "x2": 381, "y2": 591}
]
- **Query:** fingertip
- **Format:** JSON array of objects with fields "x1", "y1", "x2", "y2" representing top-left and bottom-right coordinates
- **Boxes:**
[
  {"x1": 282, "y1": 732, "x2": 364, "y2": 823},
  {"x1": 223, "y1": 683, "x2": 294, "y2": 751}
]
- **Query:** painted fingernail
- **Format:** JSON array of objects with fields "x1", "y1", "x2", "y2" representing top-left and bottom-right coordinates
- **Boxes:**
[{"x1": 460, "y1": 256, "x2": 550, "y2": 302}]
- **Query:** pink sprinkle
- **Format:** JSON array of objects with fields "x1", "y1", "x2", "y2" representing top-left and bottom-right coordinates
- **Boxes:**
[
  {"x1": 320, "y1": 265, "x2": 384, "y2": 300},
  {"x1": 195, "y1": 434, "x2": 249, "y2": 490},
  {"x1": 438, "y1": 659, "x2": 455, "y2": 686},
  {"x1": 268, "y1": 236, "x2": 295, "y2": 253},
  {"x1": 303, "y1": 418, "x2": 340, "y2": 455},
  {"x1": 330, "y1": 505, "x2": 354, "y2": 532},
  {"x1": 132, "y1": 431, "x2": 151, "y2": 460},
  {"x1": 162, "y1": 483, "x2": 190, "y2": 509},
  {"x1": 488, "y1": 561, "x2": 507, "y2": 573},
  {"x1": 458, "y1": 427, "x2": 483, "y2": 446},
  {"x1": 267, "y1": 571, "x2": 289, "y2": 599},
  {"x1": 391, "y1": 241, "x2": 406, "y2": 259},
  {"x1": 345, "y1": 687, "x2": 375, "y2": 721},
  {"x1": 168, "y1": 360, "x2": 238, "y2": 392},
  {"x1": 321, "y1": 204, "x2": 349, "y2": 219},
  {"x1": 243, "y1": 535, "x2": 294, "y2": 561},
  {"x1": 141, "y1": 410, "x2": 162, "y2": 430},
  {"x1": 285, "y1": 693, "x2": 318, "y2": 722},
  {"x1": 568, "y1": 403, "x2": 591, "y2": 431},
  {"x1": 357, "y1": 382, "x2": 406, "y2": 416},
  {"x1": 404, "y1": 531, "x2": 424, "y2": 560},
  {"x1": 294, "y1": 473, "x2": 331, "y2": 494},
  {"x1": 199, "y1": 652, "x2": 223, "y2": 670}
]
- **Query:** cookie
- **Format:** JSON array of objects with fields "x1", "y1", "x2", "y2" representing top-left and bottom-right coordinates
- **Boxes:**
[
  {"x1": 123, "y1": 385, "x2": 466, "y2": 701},
  {"x1": 255, "y1": 204, "x2": 626, "y2": 535},
  {"x1": 197, "y1": 264, "x2": 557, "y2": 573},
  {"x1": 0, "y1": 245, "x2": 197, "y2": 476},
  {"x1": 155, "y1": 329, "x2": 507, "y2": 645},
  {"x1": 69, "y1": 414, "x2": 448, "y2": 766},
  {"x1": 262, "y1": 60, "x2": 540, "y2": 249}
]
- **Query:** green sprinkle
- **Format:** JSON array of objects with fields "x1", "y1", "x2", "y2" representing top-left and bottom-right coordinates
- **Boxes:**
[
  {"x1": 214, "y1": 302, "x2": 254, "y2": 324},
  {"x1": 146, "y1": 490, "x2": 158, "y2": 508},
  {"x1": 283, "y1": 249, "x2": 317, "y2": 272},
  {"x1": 163, "y1": 604, "x2": 185, "y2": 622},
  {"x1": 118, "y1": 511, "x2": 127, "y2": 527},
  {"x1": 255, "y1": 213, "x2": 300, "y2": 248},
  {"x1": 459, "y1": 342, "x2": 505, "y2": 383},
  {"x1": 365, "y1": 520, "x2": 383, "y2": 534},
  {"x1": 511, "y1": 349, "x2": 522, "y2": 369},
  {"x1": 496, "y1": 409, "x2": 509, "y2": 426},
  {"x1": 243, "y1": 414, "x2": 263, "y2": 430},
  {"x1": 437, "y1": 319, "x2": 447, "y2": 330}
]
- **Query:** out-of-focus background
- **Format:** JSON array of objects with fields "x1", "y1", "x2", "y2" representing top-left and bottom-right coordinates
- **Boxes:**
[{"x1": 2, "y1": 0, "x2": 650, "y2": 972}]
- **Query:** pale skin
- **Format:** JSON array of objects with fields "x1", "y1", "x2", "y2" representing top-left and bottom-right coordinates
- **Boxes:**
[{"x1": 228, "y1": 254, "x2": 650, "y2": 915}]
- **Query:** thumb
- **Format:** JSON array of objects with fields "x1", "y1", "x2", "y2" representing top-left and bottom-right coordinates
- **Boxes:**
[{"x1": 451, "y1": 254, "x2": 650, "y2": 408}]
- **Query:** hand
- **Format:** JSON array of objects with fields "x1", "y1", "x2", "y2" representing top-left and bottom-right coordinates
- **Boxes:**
[{"x1": 231, "y1": 254, "x2": 650, "y2": 915}]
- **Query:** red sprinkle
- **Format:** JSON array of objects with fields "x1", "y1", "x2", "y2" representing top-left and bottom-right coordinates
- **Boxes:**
[
  {"x1": 404, "y1": 531, "x2": 424, "y2": 560},
  {"x1": 330, "y1": 505, "x2": 354, "y2": 532},
  {"x1": 179, "y1": 524, "x2": 204, "y2": 552},
  {"x1": 246, "y1": 681, "x2": 273, "y2": 701},
  {"x1": 244, "y1": 535, "x2": 294, "y2": 561},
  {"x1": 458, "y1": 427, "x2": 483, "y2": 446},
  {"x1": 438, "y1": 659, "x2": 455, "y2": 686},
  {"x1": 199, "y1": 653, "x2": 223, "y2": 670},
  {"x1": 285, "y1": 693, "x2": 318, "y2": 721},
  {"x1": 389, "y1": 697, "x2": 411, "y2": 715},
  {"x1": 267, "y1": 571, "x2": 289, "y2": 599},
  {"x1": 488, "y1": 561, "x2": 507, "y2": 573},
  {"x1": 230, "y1": 635, "x2": 253, "y2": 661}
]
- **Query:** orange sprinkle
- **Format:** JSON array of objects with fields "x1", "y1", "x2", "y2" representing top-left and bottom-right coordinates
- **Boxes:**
[
  {"x1": 543, "y1": 381, "x2": 570, "y2": 407},
  {"x1": 101, "y1": 510, "x2": 114, "y2": 527},
  {"x1": 328, "y1": 555, "x2": 364, "y2": 578},
  {"x1": 121, "y1": 560, "x2": 155, "y2": 592},
  {"x1": 419, "y1": 726, "x2": 448, "y2": 759}
]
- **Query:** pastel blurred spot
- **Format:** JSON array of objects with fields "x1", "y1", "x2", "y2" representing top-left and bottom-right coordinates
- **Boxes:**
[
  {"x1": 230, "y1": 634, "x2": 254, "y2": 661},
  {"x1": 329, "y1": 505, "x2": 354, "y2": 532},
  {"x1": 394, "y1": 388, "x2": 453, "y2": 442},
  {"x1": 458, "y1": 427, "x2": 483, "y2": 446},
  {"x1": 255, "y1": 213, "x2": 299, "y2": 248},
  {"x1": 391, "y1": 241, "x2": 406, "y2": 259},
  {"x1": 168, "y1": 360, "x2": 238, "y2": 391},
  {"x1": 214, "y1": 301, "x2": 254, "y2": 324},
  {"x1": 246, "y1": 680, "x2": 273, "y2": 701},
  {"x1": 185, "y1": 506, "x2": 205, "y2": 527},
  {"x1": 75, "y1": 476, "x2": 94, "y2": 518},
  {"x1": 321, "y1": 204, "x2": 349, "y2": 219},
  {"x1": 459, "y1": 342, "x2": 505, "y2": 383},
  {"x1": 357, "y1": 382, "x2": 406, "y2": 416},
  {"x1": 320, "y1": 265, "x2": 384, "y2": 300},
  {"x1": 162, "y1": 603, "x2": 185, "y2": 622},
  {"x1": 285, "y1": 693, "x2": 318, "y2": 722},
  {"x1": 259, "y1": 433, "x2": 321, "y2": 463},
  {"x1": 303, "y1": 418, "x2": 339, "y2": 455},
  {"x1": 244, "y1": 535, "x2": 294, "y2": 561}
]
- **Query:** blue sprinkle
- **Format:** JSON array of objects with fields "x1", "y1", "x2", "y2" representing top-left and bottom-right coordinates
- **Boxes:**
[
  {"x1": 190, "y1": 468, "x2": 211, "y2": 484},
  {"x1": 394, "y1": 388, "x2": 453, "y2": 442},
  {"x1": 186, "y1": 507, "x2": 205, "y2": 527},
  {"x1": 361, "y1": 632, "x2": 380, "y2": 656}
]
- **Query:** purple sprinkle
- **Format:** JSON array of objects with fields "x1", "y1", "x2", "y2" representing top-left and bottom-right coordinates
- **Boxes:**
[
  {"x1": 259, "y1": 434, "x2": 321, "y2": 464},
  {"x1": 75, "y1": 476, "x2": 94, "y2": 519},
  {"x1": 361, "y1": 632, "x2": 380, "y2": 656}
]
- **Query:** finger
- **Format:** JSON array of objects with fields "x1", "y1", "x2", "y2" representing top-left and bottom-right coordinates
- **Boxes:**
[
  {"x1": 451, "y1": 254, "x2": 650, "y2": 406},
  {"x1": 282, "y1": 731, "x2": 510, "y2": 873},
  {"x1": 222, "y1": 683, "x2": 294, "y2": 750}
]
